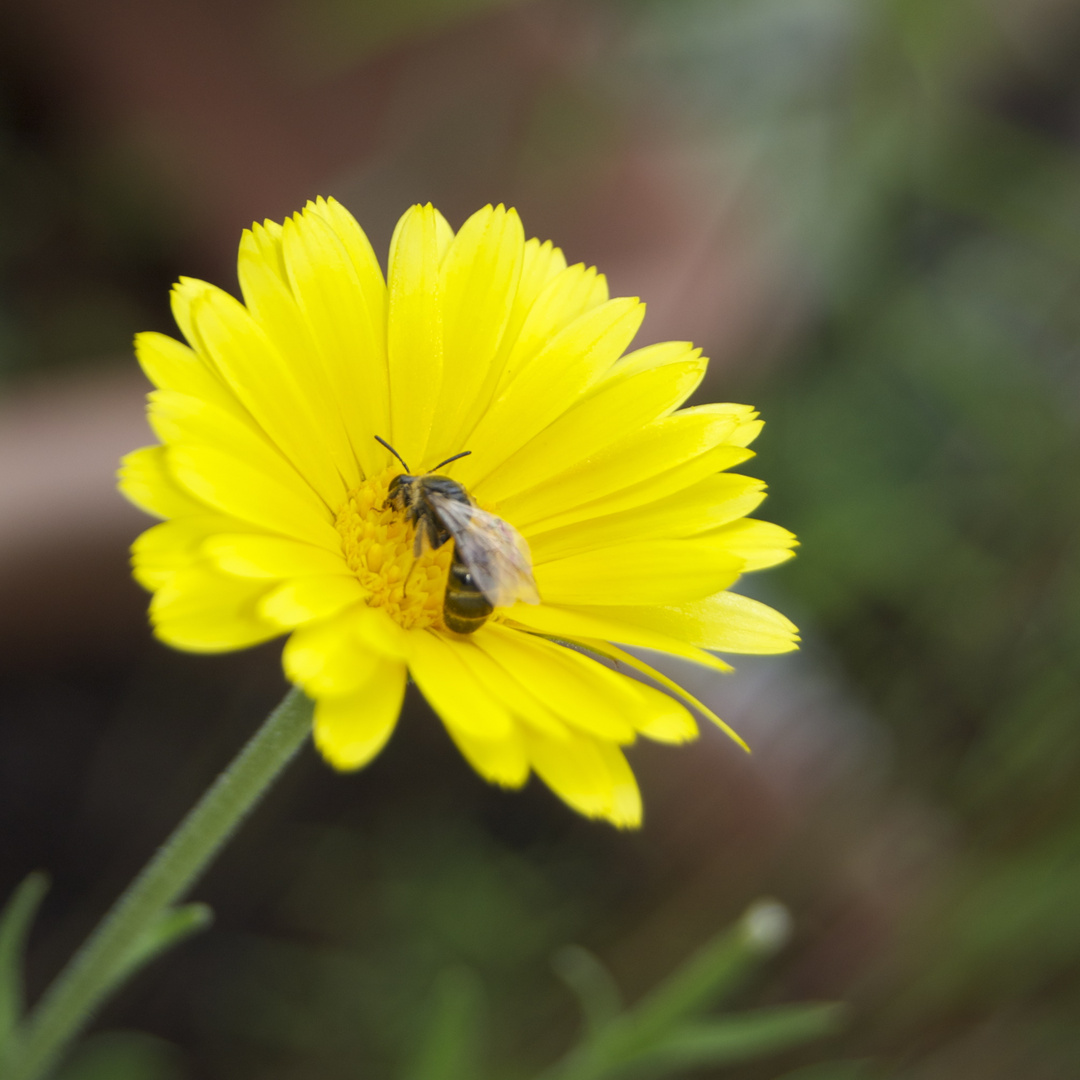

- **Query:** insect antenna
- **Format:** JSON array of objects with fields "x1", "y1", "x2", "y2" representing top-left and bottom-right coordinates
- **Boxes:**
[
  {"x1": 374, "y1": 435, "x2": 411, "y2": 472},
  {"x1": 431, "y1": 450, "x2": 472, "y2": 471}
]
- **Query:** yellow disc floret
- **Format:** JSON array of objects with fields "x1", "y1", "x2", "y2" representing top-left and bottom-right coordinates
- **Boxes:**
[{"x1": 335, "y1": 468, "x2": 453, "y2": 631}]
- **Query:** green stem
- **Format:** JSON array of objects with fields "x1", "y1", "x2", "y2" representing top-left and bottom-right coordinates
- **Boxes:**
[{"x1": 10, "y1": 686, "x2": 314, "y2": 1080}]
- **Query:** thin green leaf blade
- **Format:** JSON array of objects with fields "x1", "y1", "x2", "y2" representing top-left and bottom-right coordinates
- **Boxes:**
[
  {"x1": 552, "y1": 946, "x2": 623, "y2": 1038},
  {"x1": 404, "y1": 966, "x2": 486, "y2": 1080},
  {"x1": 113, "y1": 903, "x2": 213, "y2": 989},
  {"x1": 621, "y1": 900, "x2": 793, "y2": 1051},
  {"x1": 0, "y1": 872, "x2": 50, "y2": 1058},
  {"x1": 633, "y1": 1004, "x2": 846, "y2": 1075}
]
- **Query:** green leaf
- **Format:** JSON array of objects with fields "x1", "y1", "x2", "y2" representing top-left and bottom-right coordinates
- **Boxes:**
[
  {"x1": 630, "y1": 1004, "x2": 846, "y2": 1076},
  {"x1": 552, "y1": 946, "x2": 623, "y2": 1037},
  {"x1": 619, "y1": 900, "x2": 793, "y2": 1052},
  {"x1": 113, "y1": 904, "x2": 213, "y2": 988},
  {"x1": 404, "y1": 966, "x2": 486, "y2": 1080},
  {"x1": 0, "y1": 872, "x2": 50, "y2": 1059}
]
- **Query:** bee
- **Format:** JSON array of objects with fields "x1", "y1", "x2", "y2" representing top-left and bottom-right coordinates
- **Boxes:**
[{"x1": 375, "y1": 436, "x2": 540, "y2": 634}]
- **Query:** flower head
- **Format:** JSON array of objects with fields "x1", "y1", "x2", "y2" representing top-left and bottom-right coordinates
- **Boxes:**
[{"x1": 120, "y1": 199, "x2": 797, "y2": 827}]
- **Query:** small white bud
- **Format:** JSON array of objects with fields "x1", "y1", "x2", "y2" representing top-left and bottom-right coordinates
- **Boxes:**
[{"x1": 742, "y1": 899, "x2": 792, "y2": 951}]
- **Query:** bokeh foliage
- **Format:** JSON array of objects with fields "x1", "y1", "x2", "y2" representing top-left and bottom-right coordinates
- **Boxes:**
[{"x1": 624, "y1": 0, "x2": 1080, "y2": 1071}]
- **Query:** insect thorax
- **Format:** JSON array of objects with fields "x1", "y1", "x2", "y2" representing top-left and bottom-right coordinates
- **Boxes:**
[
  {"x1": 385, "y1": 473, "x2": 472, "y2": 554},
  {"x1": 419, "y1": 475, "x2": 471, "y2": 504}
]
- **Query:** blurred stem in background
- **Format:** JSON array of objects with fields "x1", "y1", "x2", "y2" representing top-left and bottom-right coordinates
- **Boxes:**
[
  {"x1": 402, "y1": 900, "x2": 847, "y2": 1080},
  {"x1": 538, "y1": 902, "x2": 842, "y2": 1080},
  {"x1": 0, "y1": 688, "x2": 313, "y2": 1080}
]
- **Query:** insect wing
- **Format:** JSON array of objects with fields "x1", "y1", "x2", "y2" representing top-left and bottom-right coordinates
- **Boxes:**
[{"x1": 428, "y1": 493, "x2": 540, "y2": 608}]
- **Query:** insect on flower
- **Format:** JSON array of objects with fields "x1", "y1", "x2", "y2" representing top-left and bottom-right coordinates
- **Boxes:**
[{"x1": 375, "y1": 435, "x2": 540, "y2": 634}]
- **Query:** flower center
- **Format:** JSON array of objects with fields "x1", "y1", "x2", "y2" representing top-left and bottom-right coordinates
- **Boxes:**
[{"x1": 335, "y1": 468, "x2": 453, "y2": 631}]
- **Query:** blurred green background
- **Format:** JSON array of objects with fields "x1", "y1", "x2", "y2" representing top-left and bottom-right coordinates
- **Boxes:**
[{"x1": 2, "y1": 0, "x2": 1080, "y2": 1076}]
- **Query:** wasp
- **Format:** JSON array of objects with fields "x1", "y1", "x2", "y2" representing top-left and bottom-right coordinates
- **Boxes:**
[{"x1": 375, "y1": 436, "x2": 540, "y2": 634}]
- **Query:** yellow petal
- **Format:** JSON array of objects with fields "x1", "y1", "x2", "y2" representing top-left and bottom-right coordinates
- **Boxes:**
[
  {"x1": 481, "y1": 625, "x2": 696, "y2": 744},
  {"x1": 135, "y1": 331, "x2": 240, "y2": 417},
  {"x1": 241, "y1": 219, "x2": 287, "y2": 283},
  {"x1": 132, "y1": 514, "x2": 249, "y2": 589},
  {"x1": 434, "y1": 207, "x2": 455, "y2": 259},
  {"x1": 310, "y1": 199, "x2": 388, "y2": 346},
  {"x1": 175, "y1": 278, "x2": 349, "y2": 506},
  {"x1": 526, "y1": 472, "x2": 767, "y2": 563},
  {"x1": 597, "y1": 593, "x2": 800, "y2": 655},
  {"x1": 705, "y1": 519, "x2": 798, "y2": 571},
  {"x1": 600, "y1": 339, "x2": 703, "y2": 383},
  {"x1": 282, "y1": 204, "x2": 390, "y2": 480},
  {"x1": 118, "y1": 446, "x2": 207, "y2": 519},
  {"x1": 427, "y1": 205, "x2": 524, "y2": 460},
  {"x1": 511, "y1": 628, "x2": 698, "y2": 744},
  {"x1": 313, "y1": 657, "x2": 408, "y2": 771},
  {"x1": 442, "y1": 720, "x2": 530, "y2": 789},
  {"x1": 150, "y1": 565, "x2": 278, "y2": 652},
  {"x1": 476, "y1": 237, "x2": 568, "y2": 405},
  {"x1": 386, "y1": 204, "x2": 446, "y2": 469},
  {"x1": 499, "y1": 404, "x2": 755, "y2": 530},
  {"x1": 259, "y1": 575, "x2": 365, "y2": 628},
  {"x1": 236, "y1": 223, "x2": 361, "y2": 491},
  {"x1": 578, "y1": 639, "x2": 747, "y2": 751},
  {"x1": 456, "y1": 297, "x2": 644, "y2": 488},
  {"x1": 203, "y1": 533, "x2": 349, "y2": 579},
  {"x1": 729, "y1": 417, "x2": 764, "y2": 447},
  {"x1": 529, "y1": 444, "x2": 754, "y2": 535},
  {"x1": 166, "y1": 440, "x2": 340, "y2": 552},
  {"x1": 516, "y1": 237, "x2": 568, "y2": 305},
  {"x1": 489, "y1": 261, "x2": 609, "y2": 399},
  {"x1": 534, "y1": 538, "x2": 742, "y2": 606},
  {"x1": 148, "y1": 390, "x2": 317, "y2": 509},
  {"x1": 450, "y1": 639, "x2": 570, "y2": 739},
  {"x1": 473, "y1": 343, "x2": 707, "y2": 504},
  {"x1": 406, "y1": 630, "x2": 515, "y2": 742},
  {"x1": 306, "y1": 196, "x2": 392, "y2": 476},
  {"x1": 476, "y1": 625, "x2": 638, "y2": 743},
  {"x1": 284, "y1": 605, "x2": 408, "y2": 696},
  {"x1": 168, "y1": 275, "x2": 200, "y2": 346},
  {"x1": 503, "y1": 603, "x2": 732, "y2": 672},
  {"x1": 523, "y1": 726, "x2": 642, "y2": 828},
  {"x1": 628, "y1": 682, "x2": 699, "y2": 744}
]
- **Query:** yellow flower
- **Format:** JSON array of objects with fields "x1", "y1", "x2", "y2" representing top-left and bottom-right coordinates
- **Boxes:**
[{"x1": 119, "y1": 199, "x2": 798, "y2": 827}]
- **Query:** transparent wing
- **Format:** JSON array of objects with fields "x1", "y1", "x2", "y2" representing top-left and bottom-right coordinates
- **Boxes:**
[{"x1": 428, "y1": 492, "x2": 540, "y2": 608}]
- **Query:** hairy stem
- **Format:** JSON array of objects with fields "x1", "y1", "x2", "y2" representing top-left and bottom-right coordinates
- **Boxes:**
[{"x1": 9, "y1": 686, "x2": 313, "y2": 1080}]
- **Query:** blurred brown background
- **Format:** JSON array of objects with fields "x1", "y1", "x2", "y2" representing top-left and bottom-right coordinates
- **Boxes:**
[{"x1": 3, "y1": 1, "x2": 1080, "y2": 1077}]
